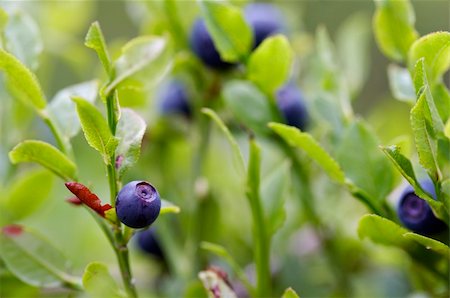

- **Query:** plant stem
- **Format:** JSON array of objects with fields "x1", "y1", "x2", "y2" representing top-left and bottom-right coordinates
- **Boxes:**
[{"x1": 42, "y1": 115, "x2": 74, "y2": 160}]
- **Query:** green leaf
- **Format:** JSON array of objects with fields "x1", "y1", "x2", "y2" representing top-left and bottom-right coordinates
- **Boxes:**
[
  {"x1": 160, "y1": 199, "x2": 181, "y2": 215},
  {"x1": 105, "y1": 36, "x2": 172, "y2": 96},
  {"x1": 9, "y1": 140, "x2": 77, "y2": 181},
  {"x1": 0, "y1": 49, "x2": 46, "y2": 111},
  {"x1": 115, "y1": 108, "x2": 146, "y2": 178},
  {"x1": 222, "y1": 80, "x2": 272, "y2": 134},
  {"x1": 85, "y1": 21, "x2": 112, "y2": 75},
  {"x1": 0, "y1": 225, "x2": 82, "y2": 289},
  {"x1": 73, "y1": 97, "x2": 118, "y2": 164},
  {"x1": 335, "y1": 120, "x2": 395, "y2": 202},
  {"x1": 3, "y1": 169, "x2": 54, "y2": 223},
  {"x1": 281, "y1": 287, "x2": 301, "y2": 298},
  {"x1": 4, "y1": 10, "x2": 42, "y2": 71},
  {"x1": 403, "y1": 233, "x2": 450, "y2": 259},
  {"x1": 198, "y1": 0, "x2": 252, "y2": 63},
  {"x1": 0, "y1": 8, "x2": 7, "y2": 33},
  {"x1": 269, "y1": 123, "x2": 345, "y2": 184},
  {"x1": 247, "y1": 35, "x2": 293, "y2": 95},
  {"x1": 82, "y1": 262, "x2": 124, "y2": 298},
  {"x1": 387, "y1": 64, "x2": 415, "y2": 103},
  {"x1": 202, "y1": 108, "x2": 245, "y2": 176},
  {"x1": 445, "y1": 119, "x2": 450, "y2": 140},
  {"x1": 373, "y1": 0, "x2": 418, "y2": 62},
  {"x1": 432, "y1": 83, "x2": 450, "y2": 122},
  {"x1": 261, "y1": 161, "x2": 289, "y2": 236},
  {"x1": 408, "y1": 31, "x2": 450, "y2": 84},
  {"x1": 47, "y1": 80, "x2": 98, "y2": 139}
]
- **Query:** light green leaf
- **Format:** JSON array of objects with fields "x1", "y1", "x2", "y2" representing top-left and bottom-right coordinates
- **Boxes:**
[
  {"x1": 247, "y1": 35, "x2": 293, "y2": 95},
  {"x1": 445, "y1": 119, "x2": 450, "y2": 139},
  {"x1": 85, "y1": 21, "x2": 112, "y2": 75},
  {"x1": 0, "y1": 8, "x2": 7, "y2": 33},
  {"x1": 202, "y1": 108, "x2": 245, "y2": 176},
  {"x1": 282, "y1": 287, "x2": 300, "y2": 298},
  {"x1": 403, "y1": 233, "x2": 450, "y2": 259},
  {"x1": 373, "y1": 0, "x2": 418, "y2": 62},
  {"x1": 105, "y1": 36, "x2": 172, "y2": 96},
  {"x1": 269, "y1": 122, "x2": 345, "y2": 184},
  {"x1": 4, "y1": 10, "x2": 42, "y2": 71},
  {"x1": 47, "y1": 80, "x2": 98, "y2": 139},
  {"x1": 9, "y1": 140, "x2": 77, "y2": 181},
  {"x1": 73, "y1": 97, "x2": 118, "y2": 164},
  {"x1": 160, "y1": 199, "x2": 181, "y2": 215},
  {"x1": 198, "y1": 0, "x2": 252, "y2": 62},
  {"x1": 335, "y1": 120, "x2": 395, "y2": 202},
  {"x1": 432, "y1": 83, "x2": 450, "y2": 122},
  {"x1": 222, "y1": 80, "x2": 272, "y2": 134},
  {"x1": 0, "y1": 225, "x2": 82, "y2": 289},
  {"x1": 0, "y1": 49, "x2": 46, "y2": 111},
  {"x1": 408, "y1": 31, "x2": 450, "y2": 84},
  {"x1": 3, "y1": 169, "x2": 54, "y2": 223},
  {"x1": 115, "y1": 109, "x2": 146, "y2": 178},
  {"x1": 387, "y1": 64, "x2": 415, "y2": 103},
  {"x1": 82, "y1": 262, "x2": 124, "y2": 298}
]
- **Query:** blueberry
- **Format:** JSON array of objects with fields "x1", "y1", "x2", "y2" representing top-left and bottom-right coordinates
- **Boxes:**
[
  {"x1": 116, "y1": 181, "x2": 161, "y2": 229},
  {"x1": 244, "y1": 3, "x2": 285, "y2": 48},
  {"x1": 276, "y1": 84, "x2": 309, "y2": 130},
  {"x1": 397, "y1": 180, "x2": 447, "y2": 235},
  {"x1": 190, "y1": 18, "x2": 234, "y2": 70},
  {"x1": 158, "y1": 80, "x2": 191, "y2": 118},
  {"x1": 136, "y1": 227, "x2": 164, "y2": 259}
]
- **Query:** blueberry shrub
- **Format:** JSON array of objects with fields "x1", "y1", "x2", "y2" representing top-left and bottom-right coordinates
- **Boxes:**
[{"x1": 0, "y1": 1, "x2": 449, "y2": 298}]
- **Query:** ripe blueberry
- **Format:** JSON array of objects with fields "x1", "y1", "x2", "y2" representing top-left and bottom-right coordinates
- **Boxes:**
[
  {"x1": 136, "y1": 227, "x2": 164, "y2": 259},
  {"x1": 116, "y1": 181, "x2": 161, "y2": 229},
  {"x1": 190, "y1": 18, "x2": 234, "y2": 70},
  {"x1": 158, "y1": 80, "x2": 191, "y2": 118},
  {"x1": 276, "y1": 84, "x2": 309, "y2": 131},
  {"x1": 244, "y1": 3, "x2": 285, "y2": 48},
  {"x1": 397, "y1": 180, "x2": 447, "y2": 235}
]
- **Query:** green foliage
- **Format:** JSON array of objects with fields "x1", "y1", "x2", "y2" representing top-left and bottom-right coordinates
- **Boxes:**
[
  {"x1": 9, "y1": 140, "x2": 77, "y2": 181},
  {"x1": 82, "y1": 262, "x2": 124, "y2": 298},
  {"x1": 85, "y1": 22, "x2": 112, "y2": 76},
  {"x1": 198, "y1": 0, "x2": 252, "y2": 63},
  {"x1": 281, "y1": 287, "x2": 301, "y2": 298},
  {"x1": 160, "y1": 199, "x2": 181, "y2": 215},
  {"x1": 387, "y1": 64, "x2": 415, "y2": 103}
]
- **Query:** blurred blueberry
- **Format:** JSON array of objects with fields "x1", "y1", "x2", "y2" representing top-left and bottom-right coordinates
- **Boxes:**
[
  {"x1": 397, "y1": 179, "x2": 447, "y2": 235},
  {"x1": 276, "y1": 84, "x2": 309, "y2": 130},
  {"x1": 190, "y1": 18, "x2": 234, "y2": 70},
  {"x1": 136, "y1": 227, "x2": 164, "y2": 259},
  {"x1": 116, "y1": 181, "x2": 161, "y2": 229},
  {"x1": 244, "y1": 3, "x2": 285, "y2": 48},
  {"x1": 158, "y1": 80, "x2": 191, "y2": 118}
]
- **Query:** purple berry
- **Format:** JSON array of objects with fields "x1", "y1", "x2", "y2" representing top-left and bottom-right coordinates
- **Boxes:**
[
  {"x1": 190, "y1": 18, "x2": 234, "y2": 70},
  {"x1": 136, "y1": 227, "x2": 164, "y2": 259},
  {"x1": 397, "y1": 180, "x2": 447, "y2": 235},
  {"x1": 158, "y1": 80, "x2": 191, "y2": 118},
  {"x1": 116, "y1": 181, "x2": 161, "y2": 228},
  {"x1": 244, "y1": 3, "x2": 285, "y2": 48},
  {"x1": 276, "y1": 85, "x2": 309, "y2": 131}
]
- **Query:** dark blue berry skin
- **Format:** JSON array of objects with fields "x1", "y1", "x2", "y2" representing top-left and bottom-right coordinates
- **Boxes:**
[
  {"x1": 136, "y1": 227, "x2": 164, "y2": 259},
  {"x1": 397, "y1": 180, "x2": 447, "y2": 235},
  {"x1": 116, "y1": 181, "x2": 161, "y2": 229},
  {"x1": 276, "y1": 85, "x2": 309, "y2": 131},
  {"x1": 190, "y1": 18, "x2": 234, "y2": 70},
  {"x1": 158, "y1": 80, "x2": 191, "y2": 118},
  {"x1": 244, "y1": 3, "x2": 284, "y2": 48}
]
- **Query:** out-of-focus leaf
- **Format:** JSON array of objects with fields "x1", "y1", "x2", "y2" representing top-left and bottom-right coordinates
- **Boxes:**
[
  {"x1": 115, "y1": 109, "x2": 146, "y2": 178},
  {"x1": 408, "y1": 31, "x2": 450, "y2": 84},
  {"x1": 47, "y1": 80, "x2": 98, "y2": 139},
  {"x1": 335, "y1": 120, "x2": 395, "y2": 202},
  {"x1": 0, "y1": 49, "x2": 46, "y2": 111},
  {"x1": 0, "y1": 225, "x2": 82, "y2": 289},
  {"x1": 160, "y1": 199, "x2": 181, "y2": 215},
  {"x1": 247, "y1": 35, "x2": 293, "y2": 95},
  {"x1": 82, "y1": 262, "x2": 124, "y2": 298},
  {"x1": 373, "y1": 0, "x2": 418, "y2": 62},
  {"x1": 3, "y1": 169, "x2": 53, "y2": 223},
  {"x1": 198, "y1": 0, "x2": 252, "y2": 63},
  {"x1": 387, "y1": 64, "x2": 415, "y2": 103},
  {"x1": 269, "y1": 123, "x2": 345, "y2": 184},
  {"x1": 282, "y1": 287, "x2": 301, "y2": 298},
  {"x1": 9, "y1": 140, "x2": 77, "y2": 181},
  {"x1": 85, "y1": 21, "x2": 112, "y2": 75},
  {"x1": 202, "y1": 108, "x2": 245, "y2": 176},
  {"x1": 222, "y1": 80, "x2": 272, "y2": 134},
  {"x1": 73, "y1": 97, "x2": 118, "y2": 164},
  {"x1": 403, "y1": 233, "x2": 450, "y2": 259},
  {"x1": 336, "y1": 12, "x2": 371, "y2": 96},
  {"x1": 432, "y1": 83, "x2": 450, "y2": 122},
  {"x1": 0, "y1": 8, "x2": 7, "y2": 33},
  {"x1": 198, "y1": 269, "x2": 237, "y2": 298},
  {"x1": 4, "y1": 10, "x2": 42, "y2": 71}
]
